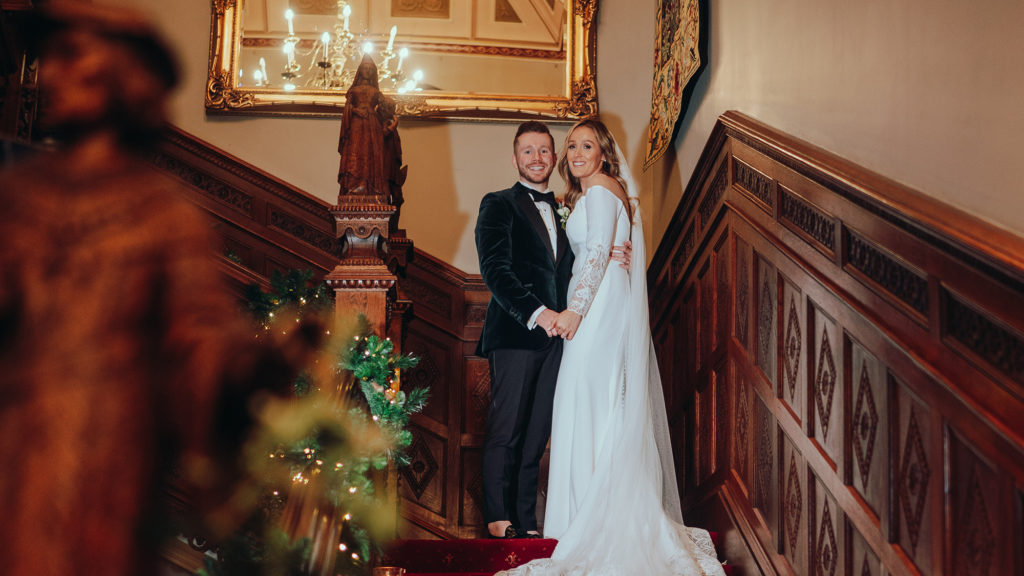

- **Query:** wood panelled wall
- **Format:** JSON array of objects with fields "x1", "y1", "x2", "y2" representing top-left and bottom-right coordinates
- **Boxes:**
[
  {"x1": 150, "y1": 126, "x2": 496, "y2": 540},
  {"x1": 394, "y1": 250, "x2": 495, "y2": 539},
  {"x1": 151, "y1": 126, "x2": 340, "y2": 294},
  {"x1": 648, "y1": 111, "x2": 1024, "y2": 576}
]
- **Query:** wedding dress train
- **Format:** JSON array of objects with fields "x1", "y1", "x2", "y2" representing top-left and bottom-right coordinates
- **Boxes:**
[{"x1": 497, "y1": 186, "x2": 725, "y2": 576}]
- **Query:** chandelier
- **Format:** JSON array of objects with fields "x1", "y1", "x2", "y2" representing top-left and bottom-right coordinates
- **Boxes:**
[{"x1": 266, "y1": 0, "x2": 425, "y2": 93}]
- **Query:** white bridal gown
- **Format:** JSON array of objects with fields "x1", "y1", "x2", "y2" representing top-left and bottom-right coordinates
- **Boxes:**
[{"x1": 499, "y1": 186, "x2": 725, "y2": 576}]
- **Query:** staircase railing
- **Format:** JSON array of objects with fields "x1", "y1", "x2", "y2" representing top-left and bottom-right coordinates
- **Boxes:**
[{"x1": 648, "y1": 110, "x2": 1024, "y2": 576}]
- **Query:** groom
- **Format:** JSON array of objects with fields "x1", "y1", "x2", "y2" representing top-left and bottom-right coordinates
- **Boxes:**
[{"x1": 475, "y1": 121, "x2": 571, "y2": 539}]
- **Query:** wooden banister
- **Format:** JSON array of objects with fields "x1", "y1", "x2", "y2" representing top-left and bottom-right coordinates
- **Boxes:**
[
  {"x1": 649, "y1": 110, "x2": 1024, "y2": 576},
  {"x1": 151, "y1": 125, "x2": 341, "y2": 290}
]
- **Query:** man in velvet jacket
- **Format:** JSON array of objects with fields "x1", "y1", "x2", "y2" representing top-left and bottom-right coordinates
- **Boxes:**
[{"x1": 475, "y1": 121, "x2": 571, "y2": 539}]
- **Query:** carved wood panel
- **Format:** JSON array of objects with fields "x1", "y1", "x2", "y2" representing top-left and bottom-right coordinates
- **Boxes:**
[
  {"x1": 404, "y1": 323, "x2": 450, "y2": 426},
  {"x1": 756, "y1": 254, "x2": 778, "y2": 389},
  {"x1": 846, "y1": 337, "x2": 887, "y2": 524},
  {"x1": 780, "y1": 276, "x2": 806, "y2": 424},
  {"x1": 754, "y1": 393, "x2": 780, "y2": 549},
  {"x1": 736, "y1": 234, "x2": 752, "y2": 352},
  {"x1": 810, "y1": 302, "x2": 842, "y2": 470},
  {"x1": 396, "y1": 250, "x2": 492, "y2": 539},
  {"x1": 646, "y1": 112, "x2": 1024, "y2": 576},
  {"x1": 949, "y1": 430, "x2": 1007, "y2": 576},
  {"x1": 152, "y1": 127, "x2": 341, "y2": 284},
  {"x1": 459, "y1": 448, "x2": 483, "y2": 527},
  {"x1": 716, "y1": 360, "x2": 730, "y2": 476},
  {"x1": 400, "y1": 425, "x2": 446, "y2": 516},
  {"x1": 781, "y1": 434, "x2": 808, "y2": 572},
  {"x1": 463, "y1": 358, "x2": 490, "y2": 436},
  {"x1": 849, "y1": 522, "x2": 881, "y2": 576},
  {"x1": 811, "y1": 473, "x2": 843, "y2": 576},
  {"x1": 734, "y1": 360, "x2": 753, "y2": 493},
  {"x1": 716, "y1": 231, "x2": 732, "y2": 354},
  {"x1": 656, "y1": 318, "x2": 678, "y2": 411},
  {"x1": 684, "y1": 286, "x2": 699, "y2": 393},
  {"x1": 892, "y1": 376, "x2": 935, "y2": 574},
  {"x1": 697, "y1": 378, "x2": 714, "y2": 483},
  {"x1": 699, "y1": 260, "x2": 715, "y2": 370}
]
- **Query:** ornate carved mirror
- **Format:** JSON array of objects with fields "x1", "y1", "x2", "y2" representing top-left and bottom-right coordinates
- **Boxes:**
[{"x1": 207, "y1": 0, "x2": 598, "y2": 121}]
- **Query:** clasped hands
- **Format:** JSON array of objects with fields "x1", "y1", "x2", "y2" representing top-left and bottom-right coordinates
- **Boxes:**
[
  {"x1": 537, "y1": 241, "x2": 632, "y2": 341},
  {"x1": 538, "y1": 308, "x2": 582, "y2": 340}
]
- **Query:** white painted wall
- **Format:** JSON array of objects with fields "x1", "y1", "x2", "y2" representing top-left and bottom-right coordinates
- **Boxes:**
[
  {"x1": 126, "y1": 0, "x2": 1023, "y2": 274},
  {"x1": 656, "y1": 0, "x2": 1024, "y2": 244}
]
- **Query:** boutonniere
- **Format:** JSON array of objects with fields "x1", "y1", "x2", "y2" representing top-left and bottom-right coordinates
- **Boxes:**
[{"x1": 556, "y1": 203, "x2": 571, "y2": 229}]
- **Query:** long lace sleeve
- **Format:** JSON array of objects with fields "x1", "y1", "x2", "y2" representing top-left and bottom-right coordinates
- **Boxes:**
[{"x1": 568, "y1": 186, "x2": 622, "y2": 317}]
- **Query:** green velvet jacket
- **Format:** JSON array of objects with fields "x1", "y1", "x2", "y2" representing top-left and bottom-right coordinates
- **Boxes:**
[{"x1": 475, "y1": 182, "x2": 573, "y2": 356}]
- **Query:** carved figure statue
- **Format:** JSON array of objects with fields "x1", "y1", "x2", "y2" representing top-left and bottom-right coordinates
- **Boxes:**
[{"x1": 337, "y1": 54, "x2": 404, "y2": 205}]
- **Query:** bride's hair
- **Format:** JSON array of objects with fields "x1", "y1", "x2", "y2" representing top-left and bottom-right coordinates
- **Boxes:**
[{"x1": 558, "y1": 118, "x2": 632, "y2": 221}]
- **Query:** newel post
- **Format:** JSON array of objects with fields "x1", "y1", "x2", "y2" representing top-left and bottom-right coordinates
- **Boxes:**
[
  {"x1": 287, "y1": 54, "x2": 411, "y2": 574},
  {"x1": 326, "y1": 204, "x2": 398, "y2": 333}
]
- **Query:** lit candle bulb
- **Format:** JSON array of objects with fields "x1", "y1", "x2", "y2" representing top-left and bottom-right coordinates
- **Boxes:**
[
  {"x1": 285, "y1": 8, "x2": 294, "y2": 36},
  {"x1": 321, "y1": 31, "x2": 330, "y2": 60},
  {"x1": 259, "y1": 57, "x2": 268, "y2": 82},
  {"x1": 253, "y1": 69, "x2": 263, "y2": 85},
  {"x1": 387, "y1": 25, "x2": 397, "y2": 52},
  {"x1": 397, "y1": 47, "x2": 408, "y2": 72},
  {"x1": 362, "y1": 41, "x2": 373, "y2": 54},
  {"x1": 342, "y1": 4, "x2": 351, "y2": 32}
]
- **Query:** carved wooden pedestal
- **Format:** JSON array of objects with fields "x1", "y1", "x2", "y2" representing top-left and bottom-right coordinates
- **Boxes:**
[
  {"x1": 326, "y1": 203, "x2": 399, "y2": 331},
  {"x1": 284, "y1": 202, "x2": 401, "y2": 574}
]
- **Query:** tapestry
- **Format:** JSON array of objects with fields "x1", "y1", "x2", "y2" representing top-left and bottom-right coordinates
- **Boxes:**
[{"x1": 643, "y1": 0, "x2": 703, "y2": 170}]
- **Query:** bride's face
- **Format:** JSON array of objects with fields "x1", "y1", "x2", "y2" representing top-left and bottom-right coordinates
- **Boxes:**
[{"x1": 565, "y1": 125, "x2": 605, "y2": 181}]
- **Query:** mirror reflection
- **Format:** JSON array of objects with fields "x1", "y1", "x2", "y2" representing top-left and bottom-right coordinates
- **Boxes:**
[
  {"x1": 207, "y1": 0, "x2": 597, "y2": 120},
  {"x1": 239, "y1": 0, "x2": 567, "y2": 97}
]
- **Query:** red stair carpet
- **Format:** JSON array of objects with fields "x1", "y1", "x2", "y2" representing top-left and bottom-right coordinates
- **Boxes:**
[{"x1": 381, "y1": 533, "x2": 732, "y2": 575}]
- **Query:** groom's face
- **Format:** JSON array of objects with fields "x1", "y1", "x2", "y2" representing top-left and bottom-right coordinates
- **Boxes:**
[{"x1": 513, "y1": 131, "x2": 556, "y2": 187}]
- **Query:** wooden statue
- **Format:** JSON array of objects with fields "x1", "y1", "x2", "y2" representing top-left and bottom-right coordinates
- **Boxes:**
[{"x1": 337, "y1": 53, "x2": 405, "y2": 208}]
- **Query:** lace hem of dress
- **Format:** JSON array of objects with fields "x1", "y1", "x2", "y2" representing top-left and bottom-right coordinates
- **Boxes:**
[
  {"x1": 494, "y1": 528, "x2": 724, "y2": 576},
  {"x1": 567, "y1": 242, "x2": 609, "y2": 317}
]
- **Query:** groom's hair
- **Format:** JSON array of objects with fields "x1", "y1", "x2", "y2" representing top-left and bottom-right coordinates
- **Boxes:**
[{"x1": 513, "y1": 121, "x2": 555, "y2": 152}]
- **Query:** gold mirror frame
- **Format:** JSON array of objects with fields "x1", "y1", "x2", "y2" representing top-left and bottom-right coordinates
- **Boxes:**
[{"x1": 206, "y1": 0, "x2": 598, "y2": 121}]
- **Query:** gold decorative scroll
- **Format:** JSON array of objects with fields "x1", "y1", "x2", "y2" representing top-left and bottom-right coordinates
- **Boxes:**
[{"x1": 205, "y1": 0, "x2": 599, "y2": 121}]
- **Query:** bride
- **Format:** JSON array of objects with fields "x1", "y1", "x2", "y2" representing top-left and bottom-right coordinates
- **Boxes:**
[{"x1": 498, "y1": 119, "x2": 725, "y2": 576}]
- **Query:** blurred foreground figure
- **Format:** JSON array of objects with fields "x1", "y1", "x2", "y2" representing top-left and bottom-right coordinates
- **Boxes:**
[{"x1": 0, "y1": 3, "x2": 314, "y2": 574}]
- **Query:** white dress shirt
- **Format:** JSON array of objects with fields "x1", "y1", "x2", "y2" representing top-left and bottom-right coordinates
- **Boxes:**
[{"x1": 527, "y1": 190, "x2": 557, "y2": 330}]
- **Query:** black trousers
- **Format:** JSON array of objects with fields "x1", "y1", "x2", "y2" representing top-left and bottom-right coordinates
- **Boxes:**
[{"x1": 481, "y1": 343, "x2": 561, "y2": 531}]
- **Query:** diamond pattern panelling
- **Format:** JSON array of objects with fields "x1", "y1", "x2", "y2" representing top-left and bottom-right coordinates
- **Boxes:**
[
  {"x1": 465, "y1": 360, "x2": 490, "y2": 435},
  {"x1": 784, "y1": 294, "x2": 801, "y2": 400},
  {"x1": 852, "y1": 359, "x2": 879, "y2": 488},
  {"x1": 816, "y1": 499, "x2": 838, "y2": 576},
  {"x1": 461, "y1": 450, "x2": 484, "y2": 526},
  {"x1": 814, "y1": 330, "x2": 837, "y2": 438},
  {"x1": 898, "y1": 407, "x2": 929, "y2": 553},
  {"x1": 402, "y1": 431, "x2": 440, "y2": 501},
  {"x1": 955, "y1": 467, "x2": 995, "y2": 576},
  {"x1": 735, "y1": 376, "x2": 750, "y2": 480},
  {"x1": 785, "y1": 452, "x2": 802, "y2": 554}
]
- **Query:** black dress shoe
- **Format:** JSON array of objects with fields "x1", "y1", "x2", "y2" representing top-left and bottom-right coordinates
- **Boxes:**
[
  {"x1": 489, "y1": 525, "x2": 519, "y2": 539},
  {"x1": 517, "y1": 531, "x2": 543, "y2": 539}
]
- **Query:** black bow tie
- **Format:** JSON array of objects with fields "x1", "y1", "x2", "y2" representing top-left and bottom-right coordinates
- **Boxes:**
[{"x1": 529, "y1": 190, "x2": 557, "y2": 207}]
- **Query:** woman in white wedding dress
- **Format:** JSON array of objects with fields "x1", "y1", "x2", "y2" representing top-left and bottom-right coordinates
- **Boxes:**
[{"x1": 498, "y1": 119, "x2": 725, "y2": 576}]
